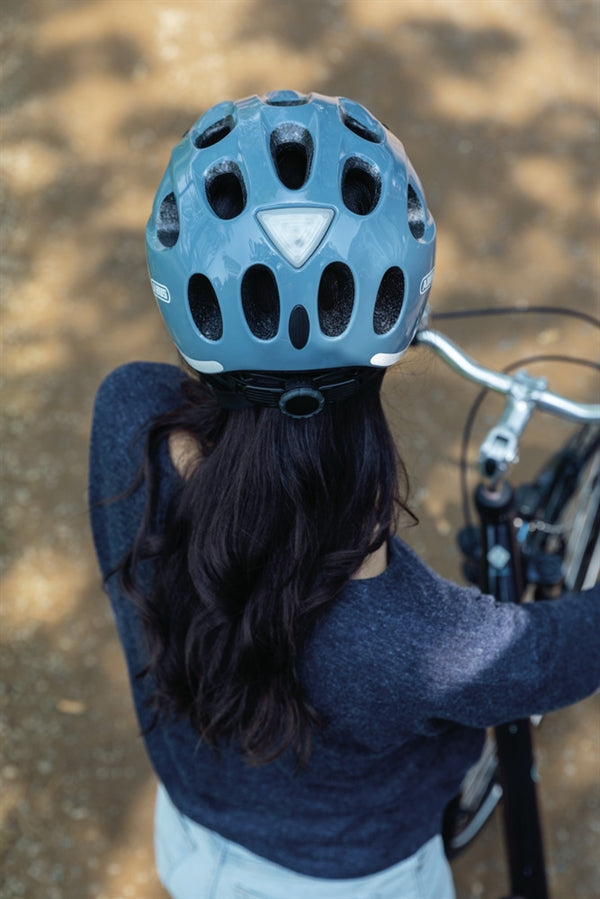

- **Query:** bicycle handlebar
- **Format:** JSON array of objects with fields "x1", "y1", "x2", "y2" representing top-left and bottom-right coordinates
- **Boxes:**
[{"x1": 414, "y1": 328, "x2": 600, "y2": 424}]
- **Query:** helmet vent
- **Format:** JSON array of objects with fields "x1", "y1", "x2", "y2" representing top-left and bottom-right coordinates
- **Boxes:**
[
  {"x1": 242, "y1": 265, "x2": 280, "y2": 340},
  {"x1": 341, "y1": 158, "x2": 381, "y2": 215},
  {"x1": 193, "y1": 116, "x2": 235, "y2": 149},
  {"x1": 373, "y1": 267, "x2": 405, "y2": 335},
  {"x1": 156, "y1": 192, "x2": 180, "y2": 247},
  {"x1": 289, "y1": 304, "x2": 310, "y2": 349},
  {"x1": 318, "y1": 262, "x2": 354, "y2": 337},
  {"x1": 341, "y1": 113, "x2": 382, "y2": 144},
  {"x1": 407, "y1": 184, "x2": 425, "y2": 239},
  {"x1": 270, "y1": 124, "x2": 313, "y2": 190},
  {"x1": 188, "y1": 274, "x2": 223, "y2": 341},
  {"x1": 265, "y1": 90, "x2": 309, "y2": 106},
  {"x1": 205, "y1": 162, "x2": 246, "y2": 219}
]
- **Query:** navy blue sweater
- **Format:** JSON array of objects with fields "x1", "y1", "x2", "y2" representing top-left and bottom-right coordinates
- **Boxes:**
[{"x1": 88, "y1": 361, "x2": 600, "y2": 878}]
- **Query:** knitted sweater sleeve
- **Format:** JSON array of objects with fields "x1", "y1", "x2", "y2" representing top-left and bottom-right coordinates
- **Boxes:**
[
  {"x1": 88, "y1": 362, "x2": 187, "y2": 723},
  {"x1": 413, "y1": 572, "x2": 600, "y2": 729},
  {"x1": 88, "y1": 361, "x2": 185, "y2": 576}
]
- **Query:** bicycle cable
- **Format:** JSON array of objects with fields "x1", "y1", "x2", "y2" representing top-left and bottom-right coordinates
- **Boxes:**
[{"x1": 432, "y1": 304, "x2": 600, "y2": 330}]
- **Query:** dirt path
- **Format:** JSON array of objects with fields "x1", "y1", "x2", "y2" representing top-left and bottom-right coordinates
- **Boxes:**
[{"x1": 2, "y1": 2, "x2": 598, "y2": 897}]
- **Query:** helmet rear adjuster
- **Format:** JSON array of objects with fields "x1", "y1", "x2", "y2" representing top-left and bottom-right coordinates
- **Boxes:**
[
  {"x1": 203, "y1": 368, "x2": 382, "y2": 418},
  {"x1": 279, "y1": 386, "x2": 324, "y2": 419}
]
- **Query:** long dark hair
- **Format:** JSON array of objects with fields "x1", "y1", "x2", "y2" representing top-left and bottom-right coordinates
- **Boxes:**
[{"x1": 119, "y1": 370, "x2": 414, "y2": 766}]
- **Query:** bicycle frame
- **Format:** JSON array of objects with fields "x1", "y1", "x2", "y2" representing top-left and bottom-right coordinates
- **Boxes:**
[
  {"x1": 475, "y1": 479, "x2": 548, "y2": 899},
  {"x1": 414, "y1": 323, "x2": 600, "y2": 899}
]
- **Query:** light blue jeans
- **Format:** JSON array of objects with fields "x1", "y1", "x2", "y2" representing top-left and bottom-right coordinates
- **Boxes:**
[{"x1": 154, "y1": 783, "x2": 456, "y2": 899}]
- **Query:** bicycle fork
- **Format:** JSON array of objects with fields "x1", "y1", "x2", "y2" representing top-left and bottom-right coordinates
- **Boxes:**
[
  {"x1": 476, "y1": 482, "x2": 549, "y2": 899},
  {"x1": 474, "y1": 371, "x2": 553, "y2": 899}
]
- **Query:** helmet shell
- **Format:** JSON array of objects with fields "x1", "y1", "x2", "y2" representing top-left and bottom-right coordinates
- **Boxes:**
[{"x1": 146, "y1": 91, "x2": 435, "y2": 374}]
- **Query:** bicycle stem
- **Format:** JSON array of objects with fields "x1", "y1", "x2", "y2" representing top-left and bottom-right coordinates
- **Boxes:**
[{"x1": 478, "y1": 370, "x2": 548, "y2": 489}]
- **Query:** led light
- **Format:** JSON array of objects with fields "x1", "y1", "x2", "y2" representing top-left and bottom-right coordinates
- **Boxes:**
[{"x1": 257, "y1": 206, "x2": 335, "y2": 268}]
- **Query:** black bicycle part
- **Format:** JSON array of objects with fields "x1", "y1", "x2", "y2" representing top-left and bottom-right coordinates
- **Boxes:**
[
  {"x1": 517, "y1": 423, "x2": 600, "y2": 594},
  {"x1": 459, "y1": 424, "x2": 600, "y2": 590},
  {"x1": 457, "y1": 523, "x2": 482, "y2": 586},
  {"x1": 475, "y1": 481, "x2": 549, "y2": 899}
]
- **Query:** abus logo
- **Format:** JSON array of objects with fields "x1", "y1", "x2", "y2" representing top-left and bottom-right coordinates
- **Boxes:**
[
  {"x1": 419, "y1": 267, "x2": 434, "y2": 295},
  {"x1": 151, "y1": 279, "x2": 171, "y2": 303}
]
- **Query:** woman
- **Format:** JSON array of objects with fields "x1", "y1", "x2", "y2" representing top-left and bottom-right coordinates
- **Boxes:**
[{"x1": 89, "y1": 91, "x2": 599, "y2": 899}]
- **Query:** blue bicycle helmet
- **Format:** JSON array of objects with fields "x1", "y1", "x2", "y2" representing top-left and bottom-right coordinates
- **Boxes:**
[{"x1": 146, "y1": 91, "x2": 435, "y2": 417}]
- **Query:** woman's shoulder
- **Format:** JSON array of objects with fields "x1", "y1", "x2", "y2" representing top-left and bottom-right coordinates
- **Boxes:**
[
  {"x1": 372, "y1": 534, "x2": 488, "y2": 624},
  {"x1": 94, "y1": 361, "x2": 187, "y2": 422},
  {"x1": 89, "y1": 362, "x2": 190, "y2": 572},
  {"x1": 90, "y1": 361, "x2": 188, "y2": 498},
  {"x1": 387, "y1": 534, "x2": 462, "y2": 593}
]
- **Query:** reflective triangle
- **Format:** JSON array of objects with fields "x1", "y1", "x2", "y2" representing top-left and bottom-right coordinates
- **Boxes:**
[{"x1": 257, "y1": 206, "x2": 335, "y2": 268}]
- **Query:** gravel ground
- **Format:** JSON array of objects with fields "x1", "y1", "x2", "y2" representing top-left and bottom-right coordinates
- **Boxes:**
[{"x1": 1, "y1": 2, "x2": 598, "y2": 897}]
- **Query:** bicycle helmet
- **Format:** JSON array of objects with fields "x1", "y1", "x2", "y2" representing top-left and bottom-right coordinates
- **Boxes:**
[{"x1": 146, "y1": 90, "x2": 435, "y2": 417}]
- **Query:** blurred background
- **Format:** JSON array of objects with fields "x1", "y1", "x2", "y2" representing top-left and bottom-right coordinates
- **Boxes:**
[{"x1": 1, "y1": 1, "x2": 598, "y2": 897}]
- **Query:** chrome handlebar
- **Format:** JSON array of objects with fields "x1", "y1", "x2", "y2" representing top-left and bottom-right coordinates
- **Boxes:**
[
  {"x1": 414, "y1": 328, "x2": 600, "y2": 423},
  {"x1": 413, "y1": 327, "x2": 600, "y2": 485}
]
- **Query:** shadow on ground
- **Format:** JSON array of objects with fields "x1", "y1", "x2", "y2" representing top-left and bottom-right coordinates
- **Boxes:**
[{"x1": 1, "y1": 2, "x2": 598, "y2": 897}]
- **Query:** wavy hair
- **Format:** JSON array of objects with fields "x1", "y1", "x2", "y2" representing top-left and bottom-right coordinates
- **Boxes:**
[{"x1": 118, "y1": 371, "x2": 414, "y2": 766}]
